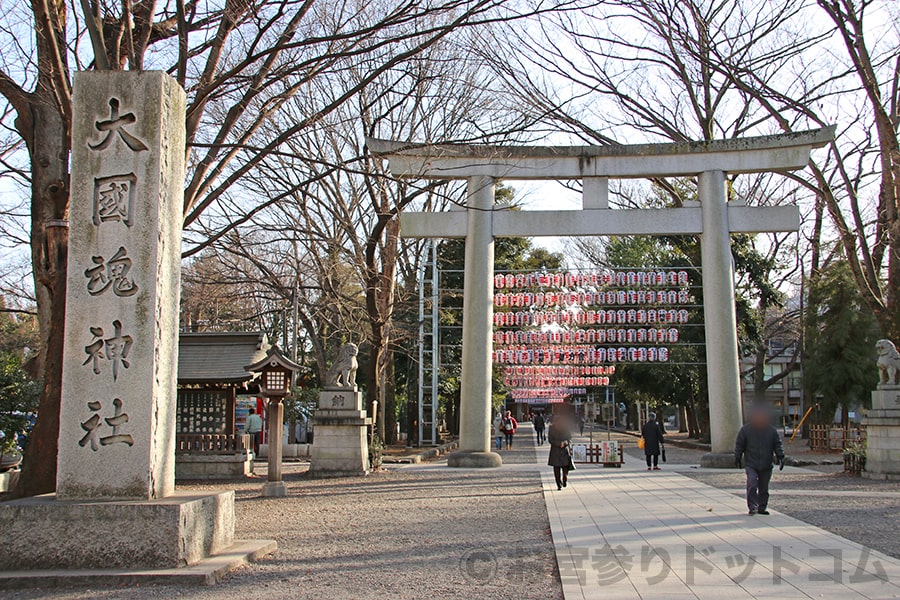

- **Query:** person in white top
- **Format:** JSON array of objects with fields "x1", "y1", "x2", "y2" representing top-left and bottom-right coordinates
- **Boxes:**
[{"x1": 245, "y1": 408, "x2": 263, "y2": 456}]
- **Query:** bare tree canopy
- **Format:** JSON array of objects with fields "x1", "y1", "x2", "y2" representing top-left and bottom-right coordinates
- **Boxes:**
[{"x1": 0, "y1": 0, "x2": 587, "y2": 494}]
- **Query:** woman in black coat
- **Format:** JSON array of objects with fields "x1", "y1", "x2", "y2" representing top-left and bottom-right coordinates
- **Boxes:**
[
  {"x1": 547, "y1": 415, "x2": 574, "y2": 490},
  {"x1": 641, "y1": 412, "x2": 665, "y2": 470}
]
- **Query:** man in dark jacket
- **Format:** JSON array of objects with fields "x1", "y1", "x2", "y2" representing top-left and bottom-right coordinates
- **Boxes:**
[
  {"x1": 641, "y1": 412, "x2": 665, "y2": 470},
  {"x1": 533, "y1": 413, "x2": 546, "y2": 446},
  {"x1": 734, "y1": 403, "x2": 785, "y2": 515}
]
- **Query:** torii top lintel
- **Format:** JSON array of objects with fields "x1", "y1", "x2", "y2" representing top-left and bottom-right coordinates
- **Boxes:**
[{"x1": 366, "y1": 127, "x2": 834, "y2": 180}]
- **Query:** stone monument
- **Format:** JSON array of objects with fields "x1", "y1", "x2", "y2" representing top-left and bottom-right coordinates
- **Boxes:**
[
  {"x1": 864, "y1": 339, "x2": 900, "y2": 480},
  {"x1": 0, "y1": 71, "x2": 274, "y2": 584},
  {"x1": 309, "y1": 343, "x2": 372, "y2": 478}
]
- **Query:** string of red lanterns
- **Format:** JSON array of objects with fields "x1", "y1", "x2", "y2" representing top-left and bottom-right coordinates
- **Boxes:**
[
  {"x1": 509, "y1": 387, "x2": 588, "y2": 399},
  {"x1": 494, "y1": 270, "x2": 690, "y2": 289},
  {"x1": 501, "y1": 365, "x2": 617, "y2": 376},
  {"x1": 493, "y1": 345, "x2": 671, "y2": 363},
  {"x1": 493, "y1": 328, "x2": 681, "y2": 345},
  {"x1": 493, "y1": 289, "x2": 691, "y2": 307},
  {"x1": 496, "y1": 346, "x2": 670, "y2": 364},
  {"x1": 493, "y1": 309, "x2": 689, "y2": 327},
  {"x1": 504, "y1": 376, "x2": 611, "y2": 387}
]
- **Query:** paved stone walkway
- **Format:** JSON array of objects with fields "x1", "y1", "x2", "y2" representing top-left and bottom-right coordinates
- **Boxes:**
[{"x1": 535, "y1": 435, "x2": 900, "y2": 600}]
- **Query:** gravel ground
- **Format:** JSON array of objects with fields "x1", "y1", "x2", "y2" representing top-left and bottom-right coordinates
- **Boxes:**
[{"x1": 8, "y1": 431, "x2": 561, "y2": 600}]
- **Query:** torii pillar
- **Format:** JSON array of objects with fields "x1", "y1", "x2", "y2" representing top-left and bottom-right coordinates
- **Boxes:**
[
  {"x1": 369, "y1": 128, "x2": 834, "y2": 468},
  {"x1": 452, "y1": 176, "x2": 502, "y2": 467}
]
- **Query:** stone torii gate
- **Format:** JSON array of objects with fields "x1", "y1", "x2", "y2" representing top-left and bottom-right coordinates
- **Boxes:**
[{"x1": 369, "y1": 128, "x2": 833, "y2": 468}]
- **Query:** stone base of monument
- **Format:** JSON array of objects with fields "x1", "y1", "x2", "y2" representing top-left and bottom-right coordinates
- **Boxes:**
[
  {"x1": 447, "y1": 450, "x2": 503, "y2": 468},
  {"x1": 0, "y1": 491, "x2": 276, "y2": 587},
  {"x1": 308, "y1": 390, "x2": 371, "y2": 478},
  {"x1": 175, "y1": 452, "x2": 254, "y2": 480},
  {"x1": 0, "y1": 539, "x2": 276, "y2": 589},
  {"x1": 258, "y1": 443, "x2": 312, "y2": 458},
  {"x1": 862, "y1": 386, "x2": 900, "y2": 481},
  {"x1": 261, "y1": 480, "x2": 288, "y2": 497},
  {"x1": 699, "y1": 452, "x2": 737, "y2": 468}
]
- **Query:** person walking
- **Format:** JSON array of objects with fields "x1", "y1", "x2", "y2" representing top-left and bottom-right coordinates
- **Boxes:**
[
  {"x1": 734, "y1": 403, "x2": 785, "y2": 516},
  {"x1": 533, "y1": 412, "x2": 546, "y2": 446},
  {"x1": 641, "y1": 412, "x2": 665, "y2": 471},
  {"x1": 547, "y1": 414, "x2": 574, "y2": 490},
  {"x1": 577, "y1": 413, "x2": 586, "y2": 436},
  {"x1": 245, "y1": 407, "x2": 263, "y2": 457},
  {"x1": 493, "y1": 412, "x2": 504, "y2": 451},
  {"x1": 501, "y1": 410, "x2": 518, "y2": 449}
]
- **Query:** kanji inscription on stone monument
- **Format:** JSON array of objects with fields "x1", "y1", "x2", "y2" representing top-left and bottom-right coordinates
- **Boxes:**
[
  {"x1": 79, "y1": 398, "x2": 135, "y2": 451},
  {"x1": 93, "y1": 174, "x2": 137, "y2": 227},
  {"x1": 58, "y1": 71, "x2": 185, "y2": 499},
  {"x1": 89, "y1": 97, "x2": 149, "y2": 152},
  {"x1": 81, "y1": 320, "x2": 133, "y2": 381},
  {"x1": 84, "y1": 246, "x2": 138, "y2": 297}
]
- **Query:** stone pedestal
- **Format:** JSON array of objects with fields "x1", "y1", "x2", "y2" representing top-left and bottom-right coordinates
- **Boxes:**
[
  {"x1": 448, "y1": 451, "x2": 503, "y2": 468},
  {"x1": 0, "y1": 492, "x2": 234, "y2": 570},
  {"x1": 699, "y1": 453, "x2": 737, "y2": 469},
  {"x1": 863, "y1": 385, "x2": 900, "y2": 480},
  {"x1": 175, "y1": 452, "x2": 253, "y2": 480},
  {"x1": 309, "y1": 390, "x2": 371, "y2": 478}
]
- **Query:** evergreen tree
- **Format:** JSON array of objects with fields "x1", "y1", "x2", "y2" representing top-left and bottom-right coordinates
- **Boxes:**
[{"x1": 804, "y1": 261, "x2": 879, "y2": 424}]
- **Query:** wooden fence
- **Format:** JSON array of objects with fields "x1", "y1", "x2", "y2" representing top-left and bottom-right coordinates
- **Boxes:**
[
  {"x1": 176, "y1": 433, "x2": 250, "y2": 454},
  {"x1": 807, "y1": 425, "x2": 866, "y2": 452}
]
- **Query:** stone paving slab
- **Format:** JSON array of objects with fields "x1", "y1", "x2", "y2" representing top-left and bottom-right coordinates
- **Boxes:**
[{"x1": 535, "y1": 448, "x2": 900, "y2": 600}]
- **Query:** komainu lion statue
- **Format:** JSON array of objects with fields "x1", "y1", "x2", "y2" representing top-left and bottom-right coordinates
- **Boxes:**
[
  {"x1": 324, "y1": 343, "x2": 358, "y2": 389},
  {"x1": 876, "y1": 339, "x2": 900, "y2": 385}
]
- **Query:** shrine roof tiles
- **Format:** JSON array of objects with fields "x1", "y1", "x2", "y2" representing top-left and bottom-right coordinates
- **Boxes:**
[{"x1": 177, "y1": 332, "x2": 270, "y2": 384}]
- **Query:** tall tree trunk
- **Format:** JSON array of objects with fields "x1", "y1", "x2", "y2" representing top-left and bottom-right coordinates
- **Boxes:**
[
  {"x1": 697, "y1": 396, "x2": 711, "y2": 442},
  {"x1": 18, "y1": 99, "x2": 70, "y2": 497},
  {"x1": 752, "y1": 343, "x2": 768, "y2": 403},
  {"x1": 888, "y1": 239, "x2": 900, "y2": 340},
  {"x1": 364, "y1": 214, "x2": 399, "y2": 442},
  {"x1": 365, "y1": 328, "x2": 384, "y2": 437},
  {"x1": 384, "y1": 354, "x2": 396, "y2": 444},
  {"x1": 685, "y1": 403, "x2": 696, "y2": 438}
]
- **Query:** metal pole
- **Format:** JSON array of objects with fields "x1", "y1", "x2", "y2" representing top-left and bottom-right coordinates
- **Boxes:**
[
  {"x1": 431, "y1": 241, "x2": 439, "y2": 446},
  {"x1": 417, "y1": 245, "x2": 426, "y2": 448}
]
